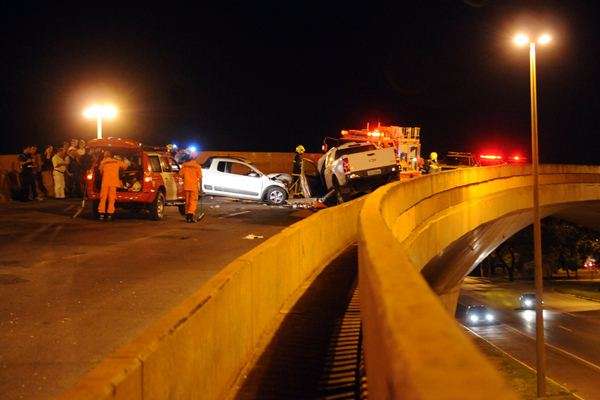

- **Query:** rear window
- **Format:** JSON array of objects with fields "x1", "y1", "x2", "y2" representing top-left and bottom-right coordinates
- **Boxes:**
[
  {"x1": 148, "y1": 155, "x2": 161, "y2": 172},
  {"x1": 335, "y1": 144, "x2": 377, "y2": 158}
]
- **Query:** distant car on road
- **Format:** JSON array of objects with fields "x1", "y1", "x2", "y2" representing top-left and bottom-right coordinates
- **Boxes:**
[
  {"x1": 518, "y1": 292, "x2": 542, "y2": 309},
  {"x1": 465, "y1": 305, "x2": 496, "y2": 325},
  {"x1": 201, "y1": 157, "x2": 290, "y2": 205}
]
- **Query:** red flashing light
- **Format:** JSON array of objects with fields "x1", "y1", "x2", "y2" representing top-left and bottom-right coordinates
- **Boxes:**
[{"x1": 480, "y1": 154, "x2": 503, "y2": 160}]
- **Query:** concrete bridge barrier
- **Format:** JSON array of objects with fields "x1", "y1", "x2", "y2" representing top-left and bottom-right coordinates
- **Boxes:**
[
  {"x1": 358, "y1": 164, "x2": 600, "y2": 399},
  {"x1": 55, "y1": 163, "x2": 600, "y2": 399},
  {"x1": 57, "y1": 198, "x2": 364, "y2": 400}
]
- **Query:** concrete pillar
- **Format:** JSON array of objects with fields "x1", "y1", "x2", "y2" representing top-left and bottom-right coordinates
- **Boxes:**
[{"x1": 437, "y1": 279, "x2": 464, "y2": 316}]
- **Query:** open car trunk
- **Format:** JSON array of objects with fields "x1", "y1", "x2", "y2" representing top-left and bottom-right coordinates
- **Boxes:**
[{"x1": 88, "y1": 147, "x2": 144, "y2": 193}]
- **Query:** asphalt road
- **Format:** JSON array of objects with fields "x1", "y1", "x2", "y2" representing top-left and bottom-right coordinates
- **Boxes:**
[
  {"x1": 460, "y1": 277, "x2": 600, "y2": 399},
  {"x1": 0, "y1": 197, "x2": 311, "y2": 400}
]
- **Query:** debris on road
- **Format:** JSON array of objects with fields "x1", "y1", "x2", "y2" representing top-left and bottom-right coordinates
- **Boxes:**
[{"x1": 243, "y1": 234, "x2": 264, "y2": 240}]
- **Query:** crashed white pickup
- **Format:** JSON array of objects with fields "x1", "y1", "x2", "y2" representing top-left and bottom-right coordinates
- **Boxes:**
[
  {"x1": 317, "y1": 142, "x2": 398, "y2": 202},
  {"x1": 201, "y1": 156, "x2": 290, "y2": 205}
]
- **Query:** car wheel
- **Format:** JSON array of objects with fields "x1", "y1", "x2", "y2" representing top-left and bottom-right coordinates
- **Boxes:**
[
  {"x1": 265, "y1": 187, "x2": 287, "y2": 205},
  {"x1": 178, "y1": 204, "x2": 186, "y2": 216},
  {"x1": 150, "y1": 192, "x2": 166, "y2": 220},
  {"x1": 91, "y1": 200, "x2": 100, "y2": 219}
]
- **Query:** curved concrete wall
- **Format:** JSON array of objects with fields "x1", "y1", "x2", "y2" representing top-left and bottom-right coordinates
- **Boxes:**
[
  {"x1": 57, "y1": 198, "x2": 364, "y2": 400},
  {"x1": 358, "y1": 164, "x2": 600, "y2": 399}
]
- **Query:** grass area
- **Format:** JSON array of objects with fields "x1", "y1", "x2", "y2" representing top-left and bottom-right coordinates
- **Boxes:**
[
  {"x1": 467, "y1": 329, "x2": 577, "y2": 399},
  {"x1": 549, "y1": 281, "x2": 600, "y2": 302}
]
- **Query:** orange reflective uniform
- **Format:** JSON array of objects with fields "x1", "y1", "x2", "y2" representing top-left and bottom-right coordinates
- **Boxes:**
[
  {"x1": 180, "y1": 160, "x2": 201, "y2": 214},
  {"x1": 98, "y1": 158, "x2": 126, "y2": 214}
]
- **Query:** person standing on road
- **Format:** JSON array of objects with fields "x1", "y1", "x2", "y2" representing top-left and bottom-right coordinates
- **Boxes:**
[
  {"x1": 17, "y1": 146, "x2": 38, "y2": 201},
  {"x1": 97, "y1": 151, "x2": 127, "y2": 221},
  {"x1": 179, "y1": 154, "x2": 202, "y2": 223},
  {"x1": 41, "y1": 145, "x2": 55, "y2": 197},
  {"x1": 291, "y1": 144, "x2": 305, "y2": 189},
  {"x1": 52, "y1": 148, "x2": 69, "y2": 199}
]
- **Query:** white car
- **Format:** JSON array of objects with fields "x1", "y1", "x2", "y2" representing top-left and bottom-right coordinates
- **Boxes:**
[
  {"x1": 317, "y1": 142, "x2": 398, "y2": 202},
  {"x1": 201, "y1": 157, "x2": 289, "y2": 205}
]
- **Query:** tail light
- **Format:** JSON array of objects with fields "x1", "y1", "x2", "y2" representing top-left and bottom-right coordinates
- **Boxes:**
[{"x1": 342, "y1": 156, "x2": 351, "y2": 173}]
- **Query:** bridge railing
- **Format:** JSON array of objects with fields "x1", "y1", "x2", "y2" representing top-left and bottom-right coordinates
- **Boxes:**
[
  {"x1": 57, "y1": 197, "x2": 365, "y2": 400},
  {"x1": 359, "y1": 166, "x2": 528, "y2": 400},
  {"x1": 358, "y1": 164, "x2": 600, "y2": 399}
]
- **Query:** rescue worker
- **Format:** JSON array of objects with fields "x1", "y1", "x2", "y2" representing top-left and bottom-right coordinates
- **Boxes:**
[
  {"x1": 291, "y1": 144, "x2": 305, "y2": 188},
  {"x1": 179, "y1": 153, "x2": 202, "y2": 223},
  {"x1": 97, "y1": 151, "x2": 127, "y2": 221}
]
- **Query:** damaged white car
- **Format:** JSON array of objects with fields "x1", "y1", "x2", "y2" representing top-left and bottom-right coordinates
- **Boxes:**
[{"x1": 201, "y1": 157, "x2": 290, "y2": 205}]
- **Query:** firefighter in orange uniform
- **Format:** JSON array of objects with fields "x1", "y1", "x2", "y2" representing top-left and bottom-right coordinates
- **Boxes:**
[
  {"x1": 180, "y1": 154, "x2": 202, "y2": 223},
  {"x1": 97, "y1": 151, "x2": 127, "y2": 221}
]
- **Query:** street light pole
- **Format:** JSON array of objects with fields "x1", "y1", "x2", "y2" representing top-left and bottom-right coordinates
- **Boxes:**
[
  {"x1": 529, "y1": 40, "x2": 547, "y2": 397},
  {"x1": 96, "y1": 116, "x2": 103, "y2": 139},
  {"x1": 83, "y1": 104, "x2": 117, "y2": 140}
]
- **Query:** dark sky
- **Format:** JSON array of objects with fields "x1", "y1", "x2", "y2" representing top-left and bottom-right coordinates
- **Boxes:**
[{"x1": 1, "y1": 1, "x2": 599, "y2": 163}]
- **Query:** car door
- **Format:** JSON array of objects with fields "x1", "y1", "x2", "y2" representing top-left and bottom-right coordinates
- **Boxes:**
[
  {"x1": 168, "y1": 157, "x2": 184, "y2": 199},
  {"x1": 226, "y1": 161, "x2": 263, "y2": 199},
  {"x1": 210, "y1": 160, "x2": 262, "y2": 199},
  {"x1": 159, "y1": 156, "x2": 178, "y2": 201}
]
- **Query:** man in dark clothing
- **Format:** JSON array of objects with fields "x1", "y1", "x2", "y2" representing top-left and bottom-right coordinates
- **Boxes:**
[
  {"x1": 17, "y1": 146, "x2": 37, "y2": 201},
  {"x1": 291, "y1": 144, "x2": 305, "y2": 189}
]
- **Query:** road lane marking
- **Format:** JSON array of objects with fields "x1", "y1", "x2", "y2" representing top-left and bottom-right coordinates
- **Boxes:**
[
  {"x1": 558, "y1": 325, "x2": 573, "y2": 332},
  {"x1": 219, "y1": 211, "x2": 252, "y2": 218},
  {"x1": 462, "y1": 325, "x2": 584, "y2": 400},
  {"x1": 502, "y1": 324, "x2": 600, "y2": 373}
]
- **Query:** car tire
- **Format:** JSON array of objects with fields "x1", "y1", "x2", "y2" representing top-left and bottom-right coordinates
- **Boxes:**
[
  {"x1": 265, "y1": 186, "x2": 287, "y2": 205},
  {"x1": 91, "y1": 200, "x2": 100, "y2": 219},
  {"x1": 150, "y1": 191, "x2": 166, "y2": 220}
]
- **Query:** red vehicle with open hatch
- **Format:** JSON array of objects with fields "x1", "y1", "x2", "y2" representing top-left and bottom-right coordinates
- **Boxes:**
[{"x1": 85, "y1": 138, "x2": 186, "y2": 220}]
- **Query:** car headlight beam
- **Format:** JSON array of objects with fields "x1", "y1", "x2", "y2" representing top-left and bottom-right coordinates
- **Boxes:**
[{"x1": 469, "y1": 314, "x2": 479, "y2": 323}]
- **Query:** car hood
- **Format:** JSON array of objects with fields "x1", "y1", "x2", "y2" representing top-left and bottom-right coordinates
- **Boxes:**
[{"x1": 266, "y1": 173, "x2": 292, "y2": 185}]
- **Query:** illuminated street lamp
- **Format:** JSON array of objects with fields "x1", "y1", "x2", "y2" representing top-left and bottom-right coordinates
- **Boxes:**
[
  {"x1": 513, "y1": 31, "x2": 552, "y2": 397},
  {"x1": 83, "y1": 104, "x2": 118, "y2": 139}
]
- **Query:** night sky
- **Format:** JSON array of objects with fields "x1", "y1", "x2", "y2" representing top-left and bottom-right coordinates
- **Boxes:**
[{"x1": 1, "y1": 1, "x2": 599, "y2": 163}]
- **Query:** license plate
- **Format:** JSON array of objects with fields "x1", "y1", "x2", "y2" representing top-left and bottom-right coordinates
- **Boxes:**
[{"x1": 367, "y1": 169, "x2": 382, "y2": 176}]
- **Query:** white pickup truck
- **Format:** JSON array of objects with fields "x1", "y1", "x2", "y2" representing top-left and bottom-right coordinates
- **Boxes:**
[{"x1": 317, "y1": 142, "x2": 398, "y2": 202}]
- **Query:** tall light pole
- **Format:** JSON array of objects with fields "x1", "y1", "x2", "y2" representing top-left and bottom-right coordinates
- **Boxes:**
[
  {"x1": 513, "y1": 31, "x2": 552, "y2": 397},
  {"x1": 83, "y1": 104, "x2": 118, "y2": 139}
]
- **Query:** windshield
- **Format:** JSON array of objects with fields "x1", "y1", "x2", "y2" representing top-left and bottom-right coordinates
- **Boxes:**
[{"x1": 335, "y1": 144, "x2": 376, "y2": 158}]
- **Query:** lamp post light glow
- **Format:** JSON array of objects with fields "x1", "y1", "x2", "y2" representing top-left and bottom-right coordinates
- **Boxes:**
[
  {"x1": 83, "y1": 104, "x2": 118, "y2": 139},
  {"x1": 513, "y1": 30, "x2": 552, "y2": 397}
]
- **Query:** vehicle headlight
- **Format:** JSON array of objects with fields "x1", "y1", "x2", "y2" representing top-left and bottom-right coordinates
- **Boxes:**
[
  {"x1": 485, "y1": 313, "x2": 494, "y2": 322},
  {"x1": 524, "y1": 299, "x2": 533, "y2": 307},
  {"x1": 469, "y1": 314, "x2": 479, "y2": 323}
]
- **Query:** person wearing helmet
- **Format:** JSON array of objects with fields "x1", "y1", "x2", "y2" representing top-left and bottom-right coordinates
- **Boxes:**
[
  {"x1": 97, "y1": 150, "x2": 127, "y2": 221},
  {"x1": 179, "y1": 153, "x2": 202, "y2": 223},
  {"x1": 292, "y1": 145, "x2": 305, "y2": 188}
]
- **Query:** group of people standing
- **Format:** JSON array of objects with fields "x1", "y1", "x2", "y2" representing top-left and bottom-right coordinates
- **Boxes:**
[{"x1": 17, "y1": 139, "x2": 89, "y2": 201}]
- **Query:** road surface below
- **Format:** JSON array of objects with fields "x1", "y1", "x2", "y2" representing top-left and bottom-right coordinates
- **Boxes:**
[
  {"x1": 460, "y1": 277, "x2": 600, "y2": 399},
  {"x1": 0, "y1": 197, "x2": 310, "y2": 400}
]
